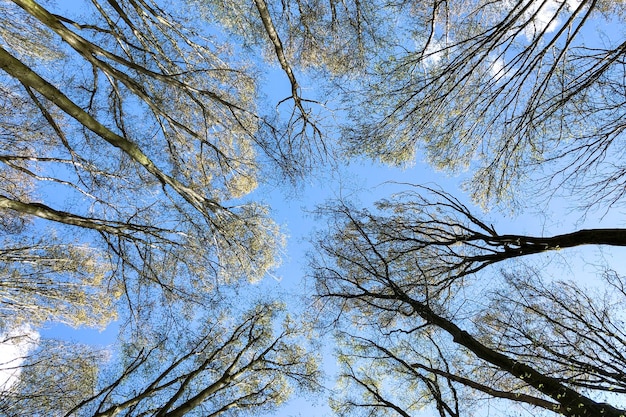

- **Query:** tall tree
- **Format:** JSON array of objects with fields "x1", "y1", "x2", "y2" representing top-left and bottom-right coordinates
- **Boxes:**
[
  {"x1": 341, "y1": 0, "x2": 626, "y2": 208},
  {"x1": 0, "y1": 0, "x2": 293, "y2": 328},
  {"x1": 312, "y1": 185, "x2": 626, "y2": 417},
  {"x1": 303, "y1": 1, "x2": 626, "y2": 414},
  {"x1": 189, "y1": 0, "x2": 393, "y2": 177},
  {"x1": 0, "y1": 0, "x2": 323, "y2": 413},
  {"x1": 0, "y1": 302, "x2": 320, "y2": 417},
  {"x1": 0, "y1": 336, "x2": 105, "y2": 417}
]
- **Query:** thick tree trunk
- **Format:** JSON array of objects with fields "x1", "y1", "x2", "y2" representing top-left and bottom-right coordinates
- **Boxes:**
[
  {"x1": 468, "y1": 229, "x2": 626, "y2": 266},
  {"x1": 403, "y1": 293, "x2": 626, "y2": 417}
]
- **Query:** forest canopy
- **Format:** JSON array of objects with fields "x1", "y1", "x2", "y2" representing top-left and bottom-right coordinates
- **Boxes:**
[{"x1": 1, "y1": 0, "x2": 625, "y2": 416}]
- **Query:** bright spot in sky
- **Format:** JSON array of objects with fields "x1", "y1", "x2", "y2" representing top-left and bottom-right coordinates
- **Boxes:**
[
  {"x1": 489, "y1": 56, "x2": 506, "y2": 80},
  {"x1": 519, "y1": 0, "x2": 583, "y2": 39},
  {"x1": 420, "y1": 0, "x2": 583, "y2": 70},
  {"x1": 0, "y1": 325, "x2": 40, "y2": 390},
  {"x1": 423, "y1": 38, "x2": 447, "y2": 65}
]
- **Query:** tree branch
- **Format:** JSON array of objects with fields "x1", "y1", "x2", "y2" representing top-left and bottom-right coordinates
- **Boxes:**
[{"x1": 0, "y1": 43, "x2": 222, "y2": 215}]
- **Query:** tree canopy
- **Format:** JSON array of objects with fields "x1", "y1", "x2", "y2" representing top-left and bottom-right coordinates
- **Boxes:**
[
  {"x1": 1, "y1": 0, "x2": 626, "y2": 416},
  {"x1": 340, "y1": 0, "x2": 626, "y2": 208},
  {"x1": 312, "y1": 186, "x2": 626, "y2": 417},
  {"x1": 1, "y1": 0, "x2": 321, "y2": 414}
]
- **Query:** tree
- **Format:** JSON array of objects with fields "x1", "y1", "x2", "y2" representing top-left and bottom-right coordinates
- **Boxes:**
[
  {"x1": 340, "y1": 0, "x2": 626, "y2": 208},
  {"x1": 6, "y1": 0, "x2": 626, "y2": 416},
  {"x1": 0, "y1": 336, "x2": 105, "y2": 417},
  {"x1": 0, "y1": 0, "x2": 294, "y2": 328},
  {"x1": 0, "y1": 0, "x2": 324, "y2": 413},
  {"x1": 0, "y1": 302, "x2": 320, "y2": 417},
  {"x1": 190, "y1": 0, "x2": 394, "y2": 177},
  {"x1": 306, "y1": 2, "x2": 626, "y2": 409},
  {"x1": 312, "y1": 185, "x2": 626, "y2": 417}
]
